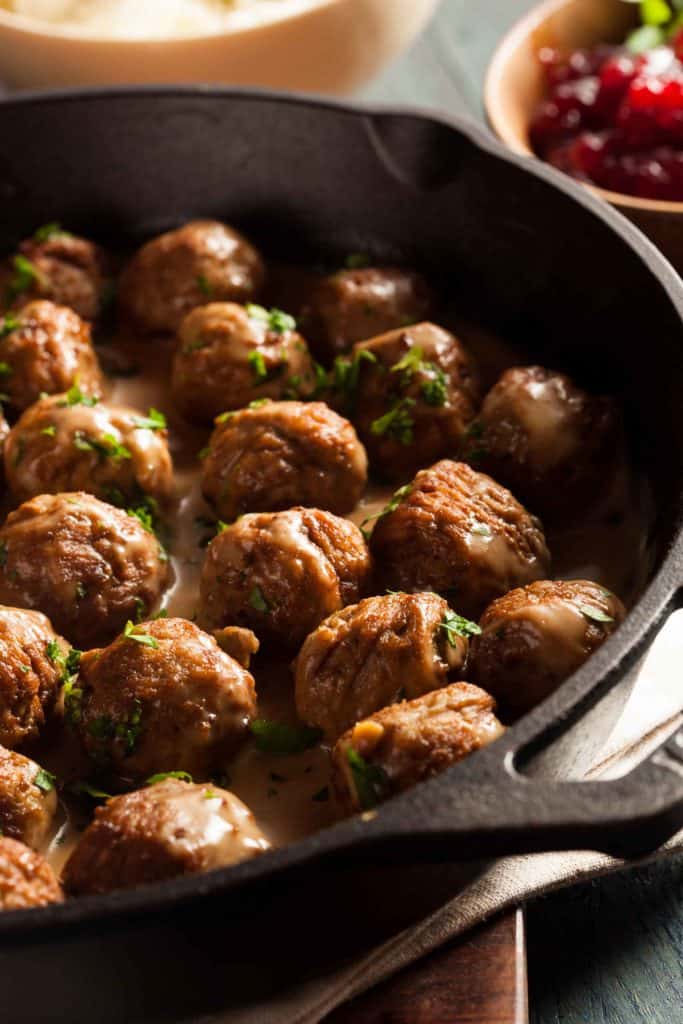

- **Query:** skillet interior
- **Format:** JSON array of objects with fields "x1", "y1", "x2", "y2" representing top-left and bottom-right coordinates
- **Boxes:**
[{"x1": 0, "y1": 91, "x2": 681, "y2": 977}]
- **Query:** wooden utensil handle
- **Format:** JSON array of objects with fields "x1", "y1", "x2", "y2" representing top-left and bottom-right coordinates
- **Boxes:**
[{"x1": 327, "y1": 908, "x2": 528, "y2": 1024}]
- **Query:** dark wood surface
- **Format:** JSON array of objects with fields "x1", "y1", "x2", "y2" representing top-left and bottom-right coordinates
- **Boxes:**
[{"x1": 356, "y1": 3, "x2": 683, "y2": 1023}]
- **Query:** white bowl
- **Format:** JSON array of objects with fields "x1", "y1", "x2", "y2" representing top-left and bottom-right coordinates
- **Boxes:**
[{"x1": 0, "y1": 0, "x2": 440, "y2": 93}]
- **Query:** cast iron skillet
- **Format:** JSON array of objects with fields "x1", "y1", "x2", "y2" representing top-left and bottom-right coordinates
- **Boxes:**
[{"x1": 0, "y1": 89, "x2": 681, "y2": 944}]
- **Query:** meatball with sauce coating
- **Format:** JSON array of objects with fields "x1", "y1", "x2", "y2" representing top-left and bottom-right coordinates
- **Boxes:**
[
  {"x1": 300, "y1": 266, "x2": 434, "y2": 362},
  {"x1": 0, "y1": 837, "x2": 63, "y2": 911},
  {"x1": 119, "y1": 220, "x2": 265, "y2": 334},
  {"x1": 0, "y1": 493, "x2": 169, "y2": 649},
  {"x1": 469, "y1": 579, "x2": 626, "y2": 719},
  {"x1": 202, "y1": 400, "x2": 367, "y2": 521},
  {"x1": 171, "y1": 302, "x2": 316, "y2": 425},
  {"x1": 0, "y1": 606, "x2": 68, "y2": 750},
  {"x1": 0, "y1": 228, "x2": 107, "y2": 322},
  {"x1": 295, "y1": 591, "x2": 472, "y2": 743},
  {"x1": 0, "y1": 301, "x2": 103, "y2": 416},
  {"x1": 332, "y1": 682, "x2": 504, "y2": 814},
  {"x1": 370, "y1": 460, "x2": 550, "y2": 619},
  {"x1": 5, "y1": 392, "x2": 174, "y2": 508},
  {"x1": 345, "y1": 322, "x2": 479, "y2": 481},
  {"x1": 76, "y1": 617, "x2": 257, "y2": 785},
  {"x1": 0, "y1": 746, "x2": 57, "y2": 849},
  {"x1": 199, "y1": 507, "x2": 371, "y2": 650},
  {"x1": 63, "y1": 779, "x2": 270, "y2": 896},
  {"x1": 461, "y1": 366, "x2": 621, "y2": 521}
]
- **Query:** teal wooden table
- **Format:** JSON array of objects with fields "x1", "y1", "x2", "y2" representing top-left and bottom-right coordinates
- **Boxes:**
[{"x1": 360, "y1": 3, "x2": 683, "y2": 1022}]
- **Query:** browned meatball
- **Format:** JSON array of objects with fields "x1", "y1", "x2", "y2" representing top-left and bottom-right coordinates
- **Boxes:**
[
  {"x1": 171, "y1": 302, "x2": 317, "y2": 424},
  {"x1": 76, "y1": 617, "x2": 257, "y2": 785},
  {"x1": 0, "y1": 229, "x2": 107, "y2": 321},
  {"x1": 300, "y1": 266, "x2": 434, "y2": 361},
  {"x1": 199, "y1": 507, "x2": 371, "y2": 649},
  {"x1": 0, "y1": 493, "x2": 169, "y2": 648},
  {"x1": 469, "y1": 580, "x2": 626, "y2": 719},
  {"x1": 460, "y1": 366, "x2": 621, "y2": 521},
  {"x1": 5, "y1": 393, "x2": 174, "y2": 508},
  {"x1": 119, "y1": 220, "x2": 265, "y2": 334},
  {"x1": 370, "y1": 461, "x2": 551, "y2": 619},
  {"x1": 201, "y1": 400, "x2": 367, "y2": 521},
  {"x1": 63, "y1": 779, "x2": 270, "y2": 896},
  {"x1": 295, "y1": 592, "x2": 472, "y2": 743},
  {"x1": 0, "y1": 746, "x2": 57, "y2": 849},
  {"x1": 0, "y1": 301, "x2": 103, "y2": 416},
  {"x1": 0, "y1": 837, "x2": 63, "y2": 910},
  {"x1": 0, "y1": 607, "x2": 68, "y2": 749},
  {"x1": 344, "y1": 322, "x2": 480, "y2": 481},
  {"x1": 332, "y1": 682, "x2": 505, "y2": 813}
]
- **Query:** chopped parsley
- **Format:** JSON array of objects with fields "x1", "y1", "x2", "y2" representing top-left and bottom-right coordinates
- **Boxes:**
[
  {"x1": 40, "y1": 424, "x2": 56, "y2": 438},
  {"x1": 347, "y1": 748, "x2": 389, "y2": 811},
  {"x1": 69, "y1": 781, "x2": 111, "y2": 801},
  {"x1": 251, "y1": 719, "x2": 322, "y2": 755},
  {"x1": 6, "y1": 255, "x2": 40, "y2": 304},
  {"x1": 33, "y1": 222, "x2": 70, "y2": 243},
  {"x1": 116, "y1": 699, "x2": 143, "y2": 756},
  {"x1": 146, "y1": 770, "x2": 193, "y2": 786},
  {"x1": 0, "y1": 362, "x2": 12, "y2": 377},
  {"x1": 133, "y1": 408, "x2": 166, "y2": 431},
  {"x1": 196, "y1": 274, "x2": 213, "y2": 297},
  {"x1": 578, "y1": 604, "x2": 614, "y2": 625},
  {"x1": 370, "y1": 397, "x2": 416, "y2": 445},
  {"x1": 470, "y1": 521, "x2": 492, "y2": 538},
  {"x1": 421, "y1": 367, "x2": 448, "y2": 407},
  {"x1": 331, "y1": 349, "x2": 378, "y2": 409},
  {"x1": 248, "y1": 397, "x2": 270, "y2": 410},
  {"x1": 391, "y1": 345, "x2": 448, "y2": 408},
  {"x1": 123, "y1": 620, "x2": 160, "y2": 649},
  {"x1": 440, "y1": 609, "x2": 482, "y2": 645},
  {"x1": 73, "y1": 431, "x2": 132, "y2": 461},
  {"x1": 0, "y1": 312, "x2": 20, "y2": 338},
  {"x1": 58, "y1": 381, "x2": 99, "y2": 408},
  {"x1": 246, "y1": 304, "x2": 296, "y2": 335},
  {"x1": 360, "y1": 484, "x2": 412, "y2": 540},
  {"x1": 249, "y1": 586, "x2": 269, "y2": 613},
  {"x1": 134, "y1": 597, "x2": 147, "y2": 624},
  {"x1": 63, "y1": 678, "x2": 83, "y2": 728},
  {"x1": 248, "y1": 349, "x2": 268, "y2": 384}
]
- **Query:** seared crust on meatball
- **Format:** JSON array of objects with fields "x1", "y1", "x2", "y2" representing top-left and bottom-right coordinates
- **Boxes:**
[
  {"x1": 0, "y1": 746, "x2": 57, "y2": 849},
  {"x1": 0, "y1": 493, "x2": 169, "y2": 648},
  {"x1": 76, "y1": 617, "x2": 257, "y2": 785},
  {"x1": 63, "y1": 779, "x2": 270, "y2": 896},
  {"x1": 0, "y1": 230, "x2": 107, "y2": 322},
  {"x1": 171, "y1": 302, "x2": 316, "y2": 424},
  {"x1": 461, "y1": 366, "x2": 621, "y2": 520},
  {"x1": 201, "y1": 400, "x2": 368, "y2": 521},
  {"x1": 295, "y1": 592, "x2": 470, "y2": 743},
  {"x1": 347, "y1": 322, "x2": 480, "y2": 481},
  {"x1": 332, "y1": 682, "x2": 504, "y2": 813},
  {"x1": 119, "y1": 220, "x2": 265, "y2": 334},
  {"x1": 370, "y1": 461, "x2": 550, "y2": 619},
  {"x1": 199, "y1": 507, "x2": 371, "y2": 649},
  {"x1": 0, "y1": 837, "x2": 63, "y2": 911},
  {"x1": 0, "y1": 301, "x2": 103, "y2": 415},
  {"x1": 469, "y1": 580, "x2": 626, "y2": 718},
  {"x1": 300, "y1": 267, "x2": 434, "y2": 361},
  {"x1": 5, "y1": 393, "x2": 174, "y2": 508},
  {"x1": 0, "y1": 607, "x2": 68, "y2": 749}
]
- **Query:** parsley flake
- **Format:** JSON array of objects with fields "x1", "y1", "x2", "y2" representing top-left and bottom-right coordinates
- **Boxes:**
[
  {"x1": 251, "y1": 719, "x2": 322, "y2": 755},
  {"x1": 147, "y1": 771, "x2": 193, "y2": 786},
  {"x1": 0, "y1": 312, "x2": 20, "y2": 338},
  {"x1": 249, "y1": 586, "x2": 269, "y2": 613},
  {"x1": 370, "y1": 397, "x2": 416, "y2": 445},
  {"x1": 6, "y1": 255, "x2": 40, "y2": 304},
  {"x1": 347, "y1": 749, "x2": 389, "y2": 811},
  {"x1": 578, "y1": 604, "x2": 614, "y2": 625},
  {"x1": 59, "y1": 381, "x2": 99, "y2": 408},
  {"x1": 440, "y1": 609, "x2": 482, "y2": 644},
  {"x1": 248, "y1": 349, "x2": 268, "y2": 384},
  {"x1": 133, "y1": 408, "x2": 166, "y2": 431},
  {"x1": 33, "y1": 767, "x2": 57, "y2": 793},
  {"x1": 360, "y1": 484, "x2": 412, "y2": 540},
  {"x1": 246, "y1": 304, "x2": 296, "y2": 335},
  {"x1": 34, "y1": 222, "x2": 71, "y2": 243},
  {"x1": 123, "y1": 621, "x2": 159, "y2": 649},
  {"x1": 197, "y1": 274, "x2": 213, "y2": 297},
  {"x1": 41, "y1": 424, "x2": 56, "y2": 437}
]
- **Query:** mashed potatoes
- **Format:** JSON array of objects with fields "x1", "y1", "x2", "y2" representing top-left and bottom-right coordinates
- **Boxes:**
[{"x1": 2, "y1": 0, "x2": 319, "y2": 37}]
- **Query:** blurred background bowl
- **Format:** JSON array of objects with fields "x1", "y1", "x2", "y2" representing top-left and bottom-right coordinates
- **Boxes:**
[
  {"x1": 0, "y1": 0, "x2": 440, "y2": 94},
  {"x1": 485, "y1": 0, "x2": 683, "y2": 274}
]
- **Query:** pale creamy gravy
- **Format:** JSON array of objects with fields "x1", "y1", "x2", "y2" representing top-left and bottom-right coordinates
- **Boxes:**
[{"x1": 33, "y1": 312, "x2": 652, "y2": 871}]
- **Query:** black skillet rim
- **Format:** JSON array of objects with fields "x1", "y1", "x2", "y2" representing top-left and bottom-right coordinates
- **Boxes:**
[{"x1": 0, "y1": 84, "x2": 681, "y2": 936}]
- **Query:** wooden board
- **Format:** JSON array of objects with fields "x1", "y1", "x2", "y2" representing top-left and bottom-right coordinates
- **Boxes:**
[{"x1": 327, "y1": 909, "x2": 528, "y2": 1024}]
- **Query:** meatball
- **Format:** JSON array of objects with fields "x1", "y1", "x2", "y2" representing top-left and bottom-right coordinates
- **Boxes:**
[
  {"x1": 295, "y1": 592, "x2": 471, "y2": 743},
  {"x1": 0, "y1": 607, "x2": 68, "y2": 749},
  {"x1": 370, "y1": 460, "x2": 551, "y2": 619},
  {"x1": 300, "y1": 266, "x2": 434, "y2": 361},
  {"x1": 0, "y1": 228, "x2": 107, "y2": 321},
  {"x1": 119, "y1": 220, "x2": 265, "y2": 334},
  {"x1": 5, "y1": 393, "x2": 174, "y2": 508},
  {"x1": 199, "y1": 507, "x2": 371, "y2": 649},
  {"x1": 344, "y1": 322, "x2": 480, "y2": 481},
  {"x1": 0, "y1": 301, "x2": 103, "y2": 415},
  {"x1": 76, "y1": 617, "x2": 257, "y2": 785},
  {"x1": 0, "y1": 837, "x2": 63, "y2": 911},
  {"x1": 0, "y1": 746, "x2": 57, "y2": 849},
  {"x1": 212, "y1": 626, "x2": 260, "y2": 668},
  {"x1": 63, "y1": 779, "x2": 270, "y2": 896},
  {"x1": 171, "y1": 302, "x2": 316, "y2": 424},
  {"x1": 469, "y1": 579, "x2": 626, "y2": 718},
  {"x1": 460, "y1": 366, "x2": 621, "y2": 520},
  {"x1": 0, "y1": 493, "x2": 169, "y2": 648},
  {"x1": 332, "y1": 682, "x2": 504, "y2": 813},
  {"x1": 201, "y1": 400, "x2": 368, "y2": 521}
]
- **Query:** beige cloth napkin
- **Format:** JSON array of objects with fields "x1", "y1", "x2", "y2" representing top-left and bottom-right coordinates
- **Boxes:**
[{"x1": 224, "y1": 612, "x2": 683, "y2": 1024}]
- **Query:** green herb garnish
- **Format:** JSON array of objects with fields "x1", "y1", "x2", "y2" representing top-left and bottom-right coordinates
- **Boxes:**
[
  {"x1": 33, "y1": 768, "x2": 57, "y2": 793},
  {"x1": 578, "y1": 604, "x2": 614, "y2": 625},
  {"x1": 33, "y1": 222, "x2": 71, "y2": 243},
  {"x1": 251, "y1": 719, "x2": 323, "y2": 755},
  {"x1": 0, "y1": 312, "x2": 20, "y2": 338},
  {"x1": 58, "y1": 381, "x2": 99, "y2": 408},
  {"x1": 440, "y1": 609, "x2": 482, "y2": 645},
  {"x1": 6, "y1": 255, "x2": 40, "y2": 303},
  {"x1": 40, "y1": 424, "x2": 56, "y2": 438},
  {"x1": 246, "y1": 304, "x2": 296, "y2": 335},
  {"x1": 133, "y1": 408, "x2": 166, "y2": 431},
  {"x1": 347, "y1": 748, "x2": 389, "y2": 811},
  {"x1": 197, "y1": 274, "x2": 213, "y2": 297},
  {"x1": 360, "y1": 483, "x2": 412, "y2": 540},
  {"x1": 146, "y1": 771, "x2": 193, "y2": 786},
  {"x1": 249, "y1": 586, "x2": 269, "y2": 613},
  {"x1": 123, "y1": 621, "x2": 160, "y2": 649},
  {"x1": 370, "y1": 397, "x2": 416, "y2": 445},
  {"x1": 248, "y1": 349, "x2": 268, "y2": 384}
]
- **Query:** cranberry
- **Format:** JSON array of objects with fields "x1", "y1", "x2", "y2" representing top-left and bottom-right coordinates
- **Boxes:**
[
  {"x1": 618, "y1": 73, "x2": 683, "y2": 149},
  {"x1": 673, "y1": 28, "x2": 683, "y2": 62},
  {"x1": 541, "y1": 44, "x2": 615, "y2": 87},
  {"x1": 529, "y1": 76, "x2": 603, "y2": 154}
]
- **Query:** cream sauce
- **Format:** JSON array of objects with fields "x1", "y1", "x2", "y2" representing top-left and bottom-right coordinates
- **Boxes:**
[{"x1": 29, "y1": 310, "x2": 651, "y2": 872}]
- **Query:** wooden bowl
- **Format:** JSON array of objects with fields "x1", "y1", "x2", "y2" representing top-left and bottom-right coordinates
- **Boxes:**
[
  {"x1": 485, "y1": 0, "x2": 683, "y2": 274},
  {"x1": 0, "y1": 0, "x2": 440, "y2": 95}
]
